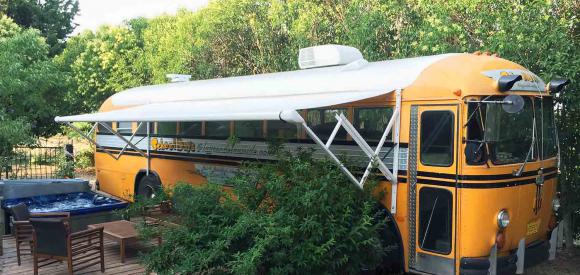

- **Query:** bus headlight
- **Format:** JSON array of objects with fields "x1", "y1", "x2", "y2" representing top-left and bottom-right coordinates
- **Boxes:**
[{"x1": 497, "y1": 209, "x2": 510, "y2": 229}]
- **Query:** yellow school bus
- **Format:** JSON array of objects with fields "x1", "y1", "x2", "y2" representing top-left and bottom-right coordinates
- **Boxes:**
[{"x1": 56, "y1": 45, "x2": 569, "y2": 274}]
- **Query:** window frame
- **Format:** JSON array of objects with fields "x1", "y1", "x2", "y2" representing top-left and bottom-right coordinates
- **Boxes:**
[
  {"x1": 419, "y1": 110, "x2": 455, "y2": 167},
  {"x1": 116, "y1": 122, "x2": 133, "y2": 135},
  {"x1": 418, "y1": 187, "x2": 453, "y2": 255}
]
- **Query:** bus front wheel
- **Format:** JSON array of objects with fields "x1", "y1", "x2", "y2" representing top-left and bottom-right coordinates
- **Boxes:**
[{"x1": 136, "y1": 175, "x2": 161, "y2": 200}]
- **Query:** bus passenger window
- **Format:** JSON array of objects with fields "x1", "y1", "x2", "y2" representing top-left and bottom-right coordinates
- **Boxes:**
[
  {"x1": 180, "y1": 122, "x2": 202, "y2": 137},
  {"x1": 116, "y1": 122, "x2": 132, "y2": 135},
  {"x1": 97, "y1": 122, "x2": 113, "y2": 133},
  {"x1": 156, "y1": 122, "x2": 177, "y2": 136},
  {"x1": 267, "y1": 120, "x2": 299, "y2": 139},
  {"x1": 420, "y1": 111, "x2": 454, "y2": 166},
  {"x1": 307, "y1": 108, "x2": 347, "y2": 141},
  {"x1": 354, "y1": 107, "x2": 394, "y2": 141},
  {"x1": 419, "y1": 187, "x2": 452, "y2": 254},
  {"x1": 135, "y1": 122, "x2": 147, "y2": 135},
  {"x1": 235, "y1": 121, "x2": 263, "y2": 139},
  {"x1": 205, "y1": 121, "x2": 230, "y2": 138}
]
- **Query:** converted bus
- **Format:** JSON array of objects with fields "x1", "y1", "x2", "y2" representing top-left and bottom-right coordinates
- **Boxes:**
[{"x1": 56, "y1": 45, "x2": 569, "y2": 274}]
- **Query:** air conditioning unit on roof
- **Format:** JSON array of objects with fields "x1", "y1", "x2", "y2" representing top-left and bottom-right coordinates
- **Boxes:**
[{"x1": 298, "y1": 44, "x2": 364, "y2": 69}]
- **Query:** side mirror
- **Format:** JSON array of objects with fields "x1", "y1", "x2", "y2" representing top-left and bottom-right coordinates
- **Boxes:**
[
  {"x1": 465, "y1": 142, "x2": 486, "y2": 164},
  {"x1": 502, "y1": 94, "x2": 525, "y2": 114},
  {"x1": 548, "y1": 79, "x2": 570, "y2": 94}
]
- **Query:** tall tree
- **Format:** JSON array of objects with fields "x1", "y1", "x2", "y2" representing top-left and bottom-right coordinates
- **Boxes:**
[
  {"x1": 5, "y1": 0, "x2": 79, "y2": 55},
  {"x1": 0, "y1": 15, "x2": 67, "y2": 137}
]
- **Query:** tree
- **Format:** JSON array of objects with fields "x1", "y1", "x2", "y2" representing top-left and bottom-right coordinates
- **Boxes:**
[
  {"x1": 5, "y1": 0, "x2": 79, "y2": 55},
  {"x1": 0, "y1": 15, "x2": 67, "y2": 137},
  {"x1": 55, "y1": 25, "x2": 150, "y2": 112}
]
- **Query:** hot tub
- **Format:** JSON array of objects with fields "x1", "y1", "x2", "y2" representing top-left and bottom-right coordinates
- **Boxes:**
[{"x1": 3, "y1": 192, "x2": 128, "y2": 232}]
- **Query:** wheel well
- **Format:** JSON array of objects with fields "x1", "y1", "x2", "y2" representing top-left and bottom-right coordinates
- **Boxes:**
[
  {"x1": 134, "y1": 170, "x2": 161, "y2": 197},
  {"x1": 376, "y1": 203, "x2": 405, "y2": 273}
]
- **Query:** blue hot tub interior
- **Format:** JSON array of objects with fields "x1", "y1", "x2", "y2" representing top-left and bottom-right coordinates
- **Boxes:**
[{"x1": 2, "y1": 192, "x2": 128, "y2": 215}]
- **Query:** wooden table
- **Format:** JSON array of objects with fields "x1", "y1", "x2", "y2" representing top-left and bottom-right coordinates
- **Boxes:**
[{"x1": 88, "y1": 220, "x2": 137, "y2": 263}]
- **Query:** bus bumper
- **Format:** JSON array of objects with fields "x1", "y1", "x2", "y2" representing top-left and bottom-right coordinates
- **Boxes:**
[{"x1": 459, "y1": 240, "x2": 549, "y2": 275}]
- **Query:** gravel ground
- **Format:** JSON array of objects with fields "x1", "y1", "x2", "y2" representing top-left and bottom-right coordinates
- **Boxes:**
[{"x1": 528, "y1": 248, "x2": 580, "y2": 275}]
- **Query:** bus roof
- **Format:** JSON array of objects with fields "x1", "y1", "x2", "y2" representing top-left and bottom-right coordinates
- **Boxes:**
[{"x1": 55, "y1": 53, "x2": 457, "y2": 123}]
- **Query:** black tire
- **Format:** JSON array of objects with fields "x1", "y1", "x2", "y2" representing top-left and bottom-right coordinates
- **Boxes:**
[{"x1": 136, "y1": 175, "x2": 162, "y2": 200}]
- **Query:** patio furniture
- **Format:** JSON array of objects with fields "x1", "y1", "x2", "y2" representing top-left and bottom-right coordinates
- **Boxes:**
[
  {"x1": 88, "y1": 220, "x2": 139, "y2": 263},
  {"x1": 8, "y1": 202, "x2": 70, "y2": 265},
  {"x1": 30, "y1": 217, "x2": 105, "y2": 275}
]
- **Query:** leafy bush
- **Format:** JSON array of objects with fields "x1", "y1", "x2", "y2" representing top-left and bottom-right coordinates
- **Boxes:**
[
  {"x1": 132, "y1": 150, "x2": 399, "y2": 274},
  {"x1": 74, "y1": 148, "x2": 94, "y2": 169},
  {"x1": 55, "y1": 151, "x2": 74, "y2": 178}
]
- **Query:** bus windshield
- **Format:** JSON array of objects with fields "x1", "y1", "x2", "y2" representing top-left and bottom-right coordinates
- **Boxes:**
[
  {"x1": 467, "y1": 96, "x2": 558, "y2": 165},
  {"x1": 485, "y1": 96, "x2": 535, "y2": 165}
]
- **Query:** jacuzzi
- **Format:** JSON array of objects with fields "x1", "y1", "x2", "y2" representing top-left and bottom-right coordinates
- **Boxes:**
[{"x1": 1, "y1": 179, "x2": 128, "y2": 232}]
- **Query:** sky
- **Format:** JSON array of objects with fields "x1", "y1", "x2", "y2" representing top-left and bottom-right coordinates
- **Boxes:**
[{"x1": 73, "y1": 0, "x2": 209, "y2": 34}]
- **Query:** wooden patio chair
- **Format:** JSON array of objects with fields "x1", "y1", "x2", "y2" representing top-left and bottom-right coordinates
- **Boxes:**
[
  {"x1": 30, "y1": 218, "x2": 105, "y2": 275},
  {"x1": 8, "y1": 202, "x2": 70, "y2": 265}
]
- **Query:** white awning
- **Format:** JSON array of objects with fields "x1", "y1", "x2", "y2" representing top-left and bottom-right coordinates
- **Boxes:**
[{"x1": 55, "y1": 53, "x2": 457, "y2": 123}]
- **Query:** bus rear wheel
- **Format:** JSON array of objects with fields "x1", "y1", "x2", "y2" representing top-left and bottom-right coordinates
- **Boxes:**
[{"x1": 136, "y1": 175, "x2": 161, "y2": 200}]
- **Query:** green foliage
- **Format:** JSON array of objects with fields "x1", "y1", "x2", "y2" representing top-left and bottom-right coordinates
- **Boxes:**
[
  {"x1": 0, "y1": 15, "x2": 67, "y2": 137},
  {"x1": 55, "y1": 25, "x2": 150, "y2": 112},
  {"x1": 74, "y1": 148, "x2": 94, "y2": 169},
  {"x1": 55, "y1": 151, "x2": 74, "y2": 178},
  {"x1": 0, "y1": 112, "x2": 33, "y2": 158},
  {"x1": 131, "y1": 151, "x2": 390, "y2": 274},
  {"x1": 5, "y1": 0, "x2": 79, "y2": 55}
]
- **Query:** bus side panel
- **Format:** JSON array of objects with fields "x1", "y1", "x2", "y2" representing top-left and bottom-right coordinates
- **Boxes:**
[{"x1": 95, "y1": 151, "x2": 146, "y2": 200}]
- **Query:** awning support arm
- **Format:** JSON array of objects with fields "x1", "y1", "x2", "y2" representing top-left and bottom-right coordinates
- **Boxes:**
[
  {"x1": 303, "y1": 121, "x2": 361, "y2": 188},
  {"x1": 98, "y1": 122, "x2": 146, "y2": 158},
  {"x1": 63, "y1": 122, "x2": 147, "y2": 160},
  {"x1": 300, "y1": 89, "x2": 402, "y2": 213},
  {"x1": 66, "y1": 122, "x2": 116, "y2": 159}
]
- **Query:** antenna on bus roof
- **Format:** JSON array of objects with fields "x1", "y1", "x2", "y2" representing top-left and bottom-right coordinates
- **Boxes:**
[{"x1": 166, "y1": 74, "x2": 192, "y2": 83}]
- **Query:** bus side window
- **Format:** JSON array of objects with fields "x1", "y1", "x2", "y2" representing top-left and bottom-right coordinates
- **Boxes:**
[
  {"x1": 420, "y1": 111, "x2": 454, "y2": 166},
  {"x1": 267, "y1": 120, "x2": 299, "y2": 139},
  {"x1": 307, "y1": 108, "x2": 347, "y2": 141},
  {"x1": 135, "y1": 122, "x2": 147, "y2": 135},
  {"x1": 180, "y1": 122, "x2": 202, "y2": 137},
  {"x1": 156, "y1": 122, "x2": 177, "y2": 136},
  {"x1": 418, "y1": 187, "x2": 452, "y2": 254},
  {"x1": 97, "y1": 122, "x2": 113, "y2": 134},
  {"x1": 354, "y1": 107, "x2": 394, "y2": 141},
  {"x1": 205, "y1": 121, "x2": 230, "y2": 138},
  {"x1": 116, "y1": 122, "x2": 133, "y2": 135},
  {"x1": 235, "y1": 121, "x2": 263, "y2": 139}
]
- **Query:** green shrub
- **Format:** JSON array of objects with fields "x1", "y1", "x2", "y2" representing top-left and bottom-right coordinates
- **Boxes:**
[
  {"x1": 55, "y1": 151, "x2": 74, "y2": 178},
  {"x1": 132, "y1": 150, "x2": 398, "y2": 274},
  {"x1": 75, "y1": 148, "x2": 94, "y2": 169}
]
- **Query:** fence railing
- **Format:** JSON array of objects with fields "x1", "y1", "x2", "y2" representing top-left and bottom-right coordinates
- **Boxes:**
[{"x1": 0, "y1": 146, "x2": 71, "y2": 180}]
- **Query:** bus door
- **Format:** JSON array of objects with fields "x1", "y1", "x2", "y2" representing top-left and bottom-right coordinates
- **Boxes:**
[{"x1": 408, "y1": 104, "x2": 458, "y2": 274}]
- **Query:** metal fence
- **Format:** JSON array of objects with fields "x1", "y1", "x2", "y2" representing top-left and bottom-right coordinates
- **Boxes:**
[{"x1": 0, "y1": 146, "x2": 69, "y2": 180}]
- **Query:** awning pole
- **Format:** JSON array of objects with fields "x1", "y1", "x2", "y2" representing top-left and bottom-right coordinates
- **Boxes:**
[
  {"x1": 390, "y1": 89, "x2": 402, "y2": 214},
  {"x1": 302, "y1": 122, "x2": 362, "y2": 189},
  {"x1": 146, "y1": 122, "x2": 151, "y2": 176},
  {"x1": 98, "y1": 122, "x2": 146, "y2": 157},
  {"x1": 66, "y1": 122, "x2": 116, "y2": 159}
]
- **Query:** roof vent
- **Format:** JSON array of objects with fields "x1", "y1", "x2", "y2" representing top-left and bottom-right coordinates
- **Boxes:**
[
  {"x1": 298, "y1": 44, "x2": 364, "y2": 69},
  {"x1": 166, "y1": 74, "x2": 191, "y2": 83}
]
